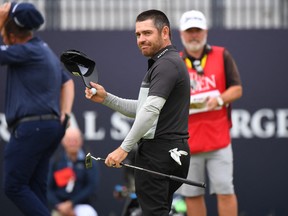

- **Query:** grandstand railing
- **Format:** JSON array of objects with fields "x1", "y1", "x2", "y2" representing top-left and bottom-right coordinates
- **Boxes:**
[{"x1": 2, "y1": 0, "x2": 288, "y2": 30}]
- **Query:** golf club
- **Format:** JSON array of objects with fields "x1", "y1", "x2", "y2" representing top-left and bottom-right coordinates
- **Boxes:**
[{"x1": 85, "y1": 153, "x2": 206, "y2": 188}]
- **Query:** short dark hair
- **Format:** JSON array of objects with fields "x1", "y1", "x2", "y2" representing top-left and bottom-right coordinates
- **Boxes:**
[
  {"x1": 4, "y1": 18, "x2": 32, "y2": 40},
  {"x1": 136, "y1": 9, "x2": 171, "y2": 39}
]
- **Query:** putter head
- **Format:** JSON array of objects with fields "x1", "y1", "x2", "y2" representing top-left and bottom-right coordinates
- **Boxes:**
[{"x1": 85, "y1": 153, "x2": 93, "y2": 169}]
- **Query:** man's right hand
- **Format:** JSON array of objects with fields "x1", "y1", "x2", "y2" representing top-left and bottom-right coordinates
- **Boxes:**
[
  {"x1": 0, "y1": 2, "x2": 11, "y2": 30},
  {"x1": 85, "y1": 82, "x2": 107, "y2": 103}
]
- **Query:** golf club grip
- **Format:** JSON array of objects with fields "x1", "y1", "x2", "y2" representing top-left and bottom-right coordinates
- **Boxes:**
[{"x1": 169, "y1": 175, "x2": 206, "y2": 188}]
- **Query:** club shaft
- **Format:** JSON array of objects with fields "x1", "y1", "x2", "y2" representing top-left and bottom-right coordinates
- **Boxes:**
[
  {"x1": 90, "y1": 156, "x2": 205, "y2": 188},
  {"x1": 124, "y1": 163, "x2": 205, "y2": 188}
]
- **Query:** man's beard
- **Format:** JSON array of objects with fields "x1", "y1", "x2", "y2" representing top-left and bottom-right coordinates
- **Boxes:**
[
  {"x1": 181, "y1": 36, "x2": 207, "y2": 52},
  {"x1": 139, "y1": 38, "x2": 163, "y2": 57}
]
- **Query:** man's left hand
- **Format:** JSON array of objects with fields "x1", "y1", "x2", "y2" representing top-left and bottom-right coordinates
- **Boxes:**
[
  {"x1": 206, "y1": 97, "x2": 218, "y2": 111},
  {"x1": 105, "y1": 147, "x2": 128, "y2": 168}
]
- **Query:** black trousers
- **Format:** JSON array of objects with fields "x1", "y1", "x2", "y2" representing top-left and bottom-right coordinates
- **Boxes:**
[{"x1": 134, "y1": 138, "x2": 190, "y2": 216}]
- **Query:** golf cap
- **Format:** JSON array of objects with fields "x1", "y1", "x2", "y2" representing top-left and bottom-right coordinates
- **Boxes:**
[
  {"x1": 9, "y1": 2, "x2": 44, "y2": 30},
  {"x1": 60, "y1": 50, "x2": 98, "y2": 88},
  {"x1": 179, "y1": 10, "x2": 207, "y2": 31}
]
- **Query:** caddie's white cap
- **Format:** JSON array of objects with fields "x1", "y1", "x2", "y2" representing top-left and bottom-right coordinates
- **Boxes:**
[{"x1": 179, "y1": 10, "x2": 207, "y2": 31}]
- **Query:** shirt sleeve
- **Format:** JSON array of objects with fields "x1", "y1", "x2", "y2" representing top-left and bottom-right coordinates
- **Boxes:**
[
  {"x1": 102, "y1": 93, "x2": 138, "y2": 118},
  {"x1": 223, "y1": 49, "x2": 242, "y2": 87},
  {"x1": 61, "y1": 68, "x2": 72, "y2": 84},
  {"x1": 120, "y1": 95, "x2": 166, "y2": 152},
  {"x1": 148, "y1": 59, "x2": 178, "y2": 99},
  {"x1": 0, "y1": 44, "x2": 32, "y2": 65}
]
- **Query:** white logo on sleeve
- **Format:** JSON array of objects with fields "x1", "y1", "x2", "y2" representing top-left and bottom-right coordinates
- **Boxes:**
[{"x1": 169, "y1": 148, "x2": 188, "y2": 165}]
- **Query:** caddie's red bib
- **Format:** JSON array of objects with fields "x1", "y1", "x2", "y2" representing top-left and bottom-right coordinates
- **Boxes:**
[{"x1": 181, "y1": 46, "x2": 231, "y2": 154}]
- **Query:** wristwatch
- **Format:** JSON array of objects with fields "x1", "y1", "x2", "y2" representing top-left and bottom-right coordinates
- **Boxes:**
[{"x1": 216, "y1": 96, "x2": 224, "y2": 106}]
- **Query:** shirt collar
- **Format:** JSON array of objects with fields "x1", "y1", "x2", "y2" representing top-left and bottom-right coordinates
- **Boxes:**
[{"x1": 148, "y1": 45, "x2": 175, "y2": 69}]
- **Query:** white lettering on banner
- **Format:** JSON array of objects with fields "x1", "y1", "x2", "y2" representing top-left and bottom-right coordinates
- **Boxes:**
[
  {"x1": 83, "y1": 111, "x2": 133, "y2": 141},
  {"x1": 0, "y1": 109, "x2": 287, "y2": 142},
  {"x1": 277, "y1": 110, "x2": 288, "y2": 138},
  {"x1": 110, "y1": 112, "x2": 133, "y2": 140},
  {"x1": 231, "y1": 109, "x2": 288, "y2": 138},
  {"x1": 231, "y1": 109, "x2": 253, "y2": 138},
  {"x1": 83, "y1": 111, "x2": 105, "y2": 140}
]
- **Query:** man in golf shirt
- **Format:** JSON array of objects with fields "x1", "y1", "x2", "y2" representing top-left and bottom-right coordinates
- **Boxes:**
[{"x1": 85, "y1": 9, "x2": 190, "y2": 215}]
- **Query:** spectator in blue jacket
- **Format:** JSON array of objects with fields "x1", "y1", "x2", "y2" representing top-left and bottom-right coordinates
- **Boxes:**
[{"x1": 47, "y1": 127, "x2": 99, "y2": 216}]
